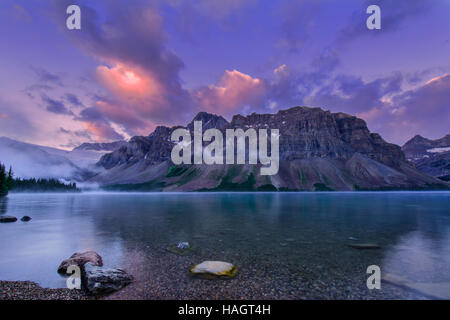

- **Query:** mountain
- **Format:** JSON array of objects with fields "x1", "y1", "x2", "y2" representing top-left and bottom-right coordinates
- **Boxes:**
[
  {"x1": 402, "y1": 134, "x2": 450, "y2": 181},
  {"x1": 0, "y1": 137, "x2": 86, "y2": 180},
  {"x1": 91, "y1": 106, "x2": 447, "y2": 191},
  {"x1": 402, "y1": 134, "x2": 450, "y2": 160},
  {"x1": 0, "y1": 137, "x2": 126, "y2": 180},
  {"x1": 73, "y1": 141, "x2": 127, "y2": 152}
]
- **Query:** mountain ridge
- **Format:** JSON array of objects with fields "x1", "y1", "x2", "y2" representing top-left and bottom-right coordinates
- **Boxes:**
[
  {"x1": 402, "y1": 134, "x2": 450, "y2": 181},
  {"x1": 91, "y1": 106, "x2": 447, "y2": 191}
]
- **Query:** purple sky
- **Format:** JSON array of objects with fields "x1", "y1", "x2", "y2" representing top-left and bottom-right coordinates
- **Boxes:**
[{"x1": 0, "y1": 0, "x2": 449, "y2": 149}]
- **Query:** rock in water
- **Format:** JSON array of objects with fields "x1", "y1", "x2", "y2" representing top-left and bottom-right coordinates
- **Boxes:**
[
  {"x1": 348, "y1": 243, "x2": 381, "y2": 249},
  {"x1": 83, "y1": 262, "x2": 133, "y2": 295},
  {"x1": 20, "y1": 216, "x2": 32, "y2": 222},
  {"x1": 58, "y1": 251, "x2": 103, "y2": 274},
  {"x1": 190, "y1": 261, "x2": 237, "y2": 278},
  {"x1": 0, "y1": 216, "x2": 17, "y2": 223},
  {"x1": 167, "y1": 242, "x2": 193, "y2": 255},
  {"x1": 177, "y1": 242, "x2": 190, "y2": 249}
]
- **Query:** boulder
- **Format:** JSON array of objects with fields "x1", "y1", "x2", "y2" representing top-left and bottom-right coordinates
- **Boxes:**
[
  {"x1": 83, "y1": 262, "x2": 133, "y2": 295},
  {"x1": 20, "y1": 216, "x2": 32, "y2": 222},
  {"x1": 58, "y1": 251, "x2": 103, "y2": 274},
  {"x1": 190, "y1": 261, "x2": 237, "y2": 278},
  {"x1": 0, "y1": 216, "x2": 17, "y2": 223}
]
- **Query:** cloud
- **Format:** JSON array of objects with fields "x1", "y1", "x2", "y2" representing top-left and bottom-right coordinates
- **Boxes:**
[
  {"x1": 64, "y1": 93, "x2": 84, "y2": 107},
  {"x1": 59, "y1": 127, "x2": 92, "y2": 139},
  {"x1": 277, "y1": 0, "x2": 321, "y2": 52},
  {"x1": 43, "y1": 0, "x2": 447, "y2": 147},
  {"x1": 52, "y1": 1, "x2": 195, "y2": 134},
  {"x1": 387, "y1": 74, "x2": 450, "y2": 142},
  {"x1": 0, "y1": 98, "x2": 37, "y2": 139},
  {"x1": 75, "y1": 106, "x2": 123, "y2": 141},
  {"x1": 165, "y1": 0, "x2": 259, "y2": 42},
  {"x1": 339, "y1": 0, "x2": 436, "y2": 43},
  {"x1": 192, "y1": 70, "x2": 268, "y2": 116},
  {"x1": 41, "y1": 94, "x2": 73, "y2": 115},
  {"x1": 302, "y1": 72, "x2": 450, "y2": 144},
  {"x1": 31, "y1": 66, "x2": 63, "y2": 86},
  {"x1": 305, "y1": 72, "x2": 403, "y2": 114}
]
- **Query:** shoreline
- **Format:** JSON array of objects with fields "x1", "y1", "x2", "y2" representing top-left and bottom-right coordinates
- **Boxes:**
[{"x1": 0, "y1": 277, "x2": 431, "y2": 300}]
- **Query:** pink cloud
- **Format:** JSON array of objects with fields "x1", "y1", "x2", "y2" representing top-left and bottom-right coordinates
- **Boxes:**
[
  {"x1": 83, "y1": 121, "x2": 123, "y2": 142},
  {"x1": 96, "y1": 64, "x2": 163, "y2": 99},
  {"x1": 192, "y1": 69, "x2": 268, "y2": 116}
]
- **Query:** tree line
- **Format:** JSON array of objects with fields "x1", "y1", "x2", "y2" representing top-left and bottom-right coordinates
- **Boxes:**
[
  {"x1": 0, "y1": 163, "x2": 13, "y2": 197},
  {"x1": 0, "y1": 162, "x2": 78, "y2": 197}
]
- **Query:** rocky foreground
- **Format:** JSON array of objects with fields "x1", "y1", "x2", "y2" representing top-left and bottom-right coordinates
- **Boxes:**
[
  {"x1": 0, "y1": 244, "x2": 436, "y2": 300},
  {"x1": 0, "y1": 281, "x2": 89, "y2": 300}
]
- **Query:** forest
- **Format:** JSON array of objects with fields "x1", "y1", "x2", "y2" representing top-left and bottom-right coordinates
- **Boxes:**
[{"x1": 0, "y1": 162, "x2": 78, "y2": 196}]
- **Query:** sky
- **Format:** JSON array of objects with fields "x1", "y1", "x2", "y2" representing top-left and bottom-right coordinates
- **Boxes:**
[{"x1": 0, "y1": 0, "x2": 449, "y2": 149}]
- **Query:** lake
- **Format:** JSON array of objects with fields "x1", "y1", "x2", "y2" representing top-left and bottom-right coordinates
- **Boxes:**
[{"x1": 0, "y1": 192, "x2": 449, "y2": 299}]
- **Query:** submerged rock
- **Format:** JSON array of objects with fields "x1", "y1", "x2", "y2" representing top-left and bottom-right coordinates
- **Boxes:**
[
  {"x1": 20, "y1": 216, "x2": 32, "y2": 222},
  {"x1": 177, "y1": 242, "x2": 190, "y2": 249},
  {"x1": 0, "y1": 216, "x2": 17, "y2": 223},
  {"x1": 167, "y1": 242, "x2": 193, "y2": 255},
  {"x1": 348, "y1": 243, "x2": 381, "y2": 249},
  {"x1": 83, "y1": 262, "x2": 133, "y2": 295},
  {"x1": 190, "y1": 261, "x2": 237, "y2": 278},
  {"x1": 58, "y1": 251, "x2": 103, "y2": 274}
]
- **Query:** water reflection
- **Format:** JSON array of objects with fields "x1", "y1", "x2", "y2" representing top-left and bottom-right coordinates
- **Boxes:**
[
  {"x1": 384, "y1": 229, "x2": 450, "y2": 282},
  {"x1": 0, "y1": 197, "x2": 7, "y2": 215}
]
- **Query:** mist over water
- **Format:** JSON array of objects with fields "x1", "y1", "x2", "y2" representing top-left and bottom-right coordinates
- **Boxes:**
[{"x1": 0, "y1": 192, "x2": 449, "y2": 298}]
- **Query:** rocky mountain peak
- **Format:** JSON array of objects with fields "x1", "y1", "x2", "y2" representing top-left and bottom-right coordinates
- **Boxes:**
[
  {"x1": 187, "y1": 112, "x2": 229, "y2": 131},
  {"x1": 404, "y1": 135, "x2": 430, "y2": 146},
  {"x1": 402, "y1": 134, "x2": 450, "y2": 161}
]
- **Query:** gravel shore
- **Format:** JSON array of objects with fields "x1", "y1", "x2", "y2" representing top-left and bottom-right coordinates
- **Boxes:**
[
  {"x1": 102, "y1": 246, "x2": 431, "y2": 300},
  {"x1": 0, "y1": 243, "x2": 432, "y2": 300},
  {"x1": 0, "y1": 281, "x2": 90, "y2": 300}
]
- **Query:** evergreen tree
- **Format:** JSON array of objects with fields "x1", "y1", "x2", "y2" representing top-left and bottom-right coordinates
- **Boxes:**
[
  {"x1": 6, "y1": 166, "x2": 13, "y2": 190},
  {"x1": 0, "y1": 163, "x2": 7, "y2": 197}
]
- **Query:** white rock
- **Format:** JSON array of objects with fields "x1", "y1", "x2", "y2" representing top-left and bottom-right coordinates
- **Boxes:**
[{"x1": 190, "y1": 261, "x2": 237, "y2": 277}]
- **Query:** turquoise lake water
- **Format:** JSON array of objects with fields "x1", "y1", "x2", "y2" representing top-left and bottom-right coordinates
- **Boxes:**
[{"x1": 0, "y1": 192, "x2": 449, "y2": 299}]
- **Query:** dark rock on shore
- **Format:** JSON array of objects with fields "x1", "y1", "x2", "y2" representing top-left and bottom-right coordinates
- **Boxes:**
[
  {"x1": 57, "y1": 251, "x2": 103, "y2": 274},
  {"x1": 0, "y1": 216, "x2": 17, "y2": 223},
  {"x1": 83, "y1": 262, "x2": 133, "y2": 295},
  {"x1": 20, "y1": 216, "x2": 32, "y2": 222}
]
